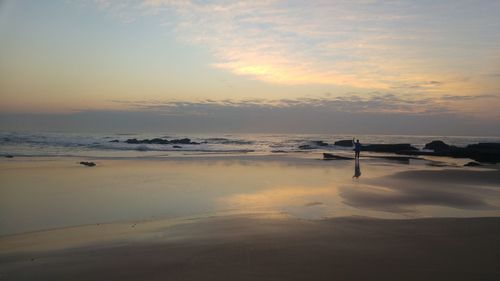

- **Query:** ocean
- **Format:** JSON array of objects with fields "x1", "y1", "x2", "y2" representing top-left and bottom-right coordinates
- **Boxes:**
[{"x1": 1, "y1": 131, "x2": 500, "y2": 158}]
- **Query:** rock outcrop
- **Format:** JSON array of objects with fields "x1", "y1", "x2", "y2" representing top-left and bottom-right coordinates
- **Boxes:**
[
  {"x1": 401, "y1": 141, "x2": 500, "y2": 163},
  {"x1": 320, "y1": 139, "x2": 500, "y2": 163},
  {"x1": 125, "y1": 138, "x2": 199, "y2": 145},
  {"x1": 362, "y1": 144, "x2": 418, "y2": 153},
  {"x1": 334, "y1": 140, "x2": 354, "y2": 147},
  {"x1": 424, "y1": 140, "x2": 452, "y2": 151},
  {"x1": 170, "y1": 138, "x2": 198, "y2": 144}
]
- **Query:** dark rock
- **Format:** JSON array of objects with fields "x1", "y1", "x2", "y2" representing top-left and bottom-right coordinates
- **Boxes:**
[
  {"x1": 5, "y1": 155, "x2": 14, "y2": 158},
  {"x1": 170, "y1": 138, "x2": 199, "y2": 145},
  {"x1": 334, "y1": 140, "x2": 354, "y2": 147},
  {"x1": 464, "y1": 161, "x2": 482, "y2": 167},
  {"x1": 109, "y1": 139, "x2": 120, "y2": 143},
  {"x1": 467, "y1": 151, "x2": 500, "y2": 163},
  {"x1": 399, "y1": 142, "x2": 500, "y2": 163},
  {"x1": 362, "y1": 144, "x2": 418, "y2": 153},
  {"x1": 311, "y1": 140, "x2": 329, "y2": 147},
  {"x1": 466, "y1": 143, "x2": 500, "y2": 150},
  {"x1": 150, "y1": 138, "x2": 170, "y2": 144},
  {"x1": 323, "y1": 153, "x2": 353, "y2": 160},
  {"x1": 298, "y1": 145, "x2": 315, "y2": 150},
  {"x1": 125, "y1": 138, "x2": 199, "y2": 145},
  {"x1": 125, "y1": 138, "x2": 141, "y2": 144},
  {"x1": 173, "y1": 145, "x2": 182, "y2": 148},
  {"x1": 80, "y1": 161, "x2": 96, "y2": 167},
  {"x1": 424, "y1": 140, "x2": 451, "y2": 151}
]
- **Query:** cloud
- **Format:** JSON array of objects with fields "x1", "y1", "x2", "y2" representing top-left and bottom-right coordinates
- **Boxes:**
[
  {"x1": 153, "y1": 0, "x2": 418, "y2": 88},
  {"x1": 110, "y1": 92, "x2": 500, "y2": 116},
  {"x1": 84, "y1": 0, "x2": 500, "y2": 94},
  {"x1": 2, "y1": 93, "x2": 499, "y2": 135},
  {"x1": 439, "y1": 94, "x2": 497, "y2": 101}
]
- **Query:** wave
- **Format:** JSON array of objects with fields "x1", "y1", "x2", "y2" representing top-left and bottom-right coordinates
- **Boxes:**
[{"x1": 203, "y1": 137, "x2": 254, "y2": 145}]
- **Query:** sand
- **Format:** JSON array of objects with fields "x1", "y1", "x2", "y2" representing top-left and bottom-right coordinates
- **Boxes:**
[
  {"x1": 1, "y1": 155, "x2": 500, "y2": 280},
  {"x1": 1, "y1": 214, "x2": 500, "y2": 281}
]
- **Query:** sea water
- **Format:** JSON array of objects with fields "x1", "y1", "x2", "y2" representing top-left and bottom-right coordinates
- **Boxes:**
[{"x1": 1, "y1": 131, "x2": 499, "y2": 158}]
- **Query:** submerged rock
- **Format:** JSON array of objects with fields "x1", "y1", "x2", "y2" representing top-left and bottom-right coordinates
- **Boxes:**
[
  {"x1": 79, "y1": 161, "x2": 96, "y2": 167},
  {"x1": 464, "y1": 161, "x2": 482, "y2": 167},
  {"x1": 173, "y1": 145, "x2": 182, "y2": 148},
  {"x1": 334, "y1": 140, "x2": 354, "y2": 147},
  {"x1": 5, "y1": 155, "x2": 14, "y2": 158},
  {"x1": 109, "y1": 139, "x2": 120, "y2": 143}
]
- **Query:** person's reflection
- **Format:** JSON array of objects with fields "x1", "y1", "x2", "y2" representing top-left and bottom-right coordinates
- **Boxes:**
[{"x1": 353, "y1": 158, "x2": 361, "y2": 179}]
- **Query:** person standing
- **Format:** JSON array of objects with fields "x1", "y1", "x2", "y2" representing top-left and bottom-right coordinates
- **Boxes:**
[{"x1": 354, "y1": 139, "x2": 361, "y2": 159}]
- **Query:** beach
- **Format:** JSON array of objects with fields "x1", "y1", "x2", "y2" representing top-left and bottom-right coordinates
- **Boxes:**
[
  {"x1": 3, "y1": 0, "x2": 500, "y2": 279},
  {"x1": 1, "y1": 153, "x2": 500, "y2": 280}
]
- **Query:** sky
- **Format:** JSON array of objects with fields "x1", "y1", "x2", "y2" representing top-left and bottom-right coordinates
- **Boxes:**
[{"x1": 0, "y1": 0, "x2": 499, "y2": 135}]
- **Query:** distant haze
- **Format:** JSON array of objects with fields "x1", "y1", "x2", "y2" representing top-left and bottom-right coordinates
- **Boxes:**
[{"x1": 1, "y1": 96, "x2": 498, "y2": 136}]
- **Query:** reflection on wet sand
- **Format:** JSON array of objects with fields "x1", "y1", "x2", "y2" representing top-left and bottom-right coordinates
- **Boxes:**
[
  {"x1": 352, "y1": 158, "x2": 361, "y2": 179},
  {"x1": 1, "y1": 156, "x2": 500, "y2": 235},
  {"x1": 340, "y1": 168, "x2": 500, "y2": 214}
]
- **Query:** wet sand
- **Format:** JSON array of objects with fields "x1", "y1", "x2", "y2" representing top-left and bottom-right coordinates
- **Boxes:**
[
  {"x1": 1, "y1": 214, "x2": 500, "y2": 281},
  {"x1": 1, "y1": 155, "x2": 500, "y2": 280}
]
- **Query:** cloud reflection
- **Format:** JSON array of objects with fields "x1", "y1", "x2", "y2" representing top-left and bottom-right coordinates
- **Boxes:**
[{"x1": 221, "y1": 186, "x2": 333, "y2": 211}]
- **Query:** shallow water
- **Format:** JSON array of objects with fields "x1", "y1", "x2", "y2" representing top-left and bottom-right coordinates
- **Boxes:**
[{"x1": 1, "y1": 155, "x2": 499, "y2": 236}]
